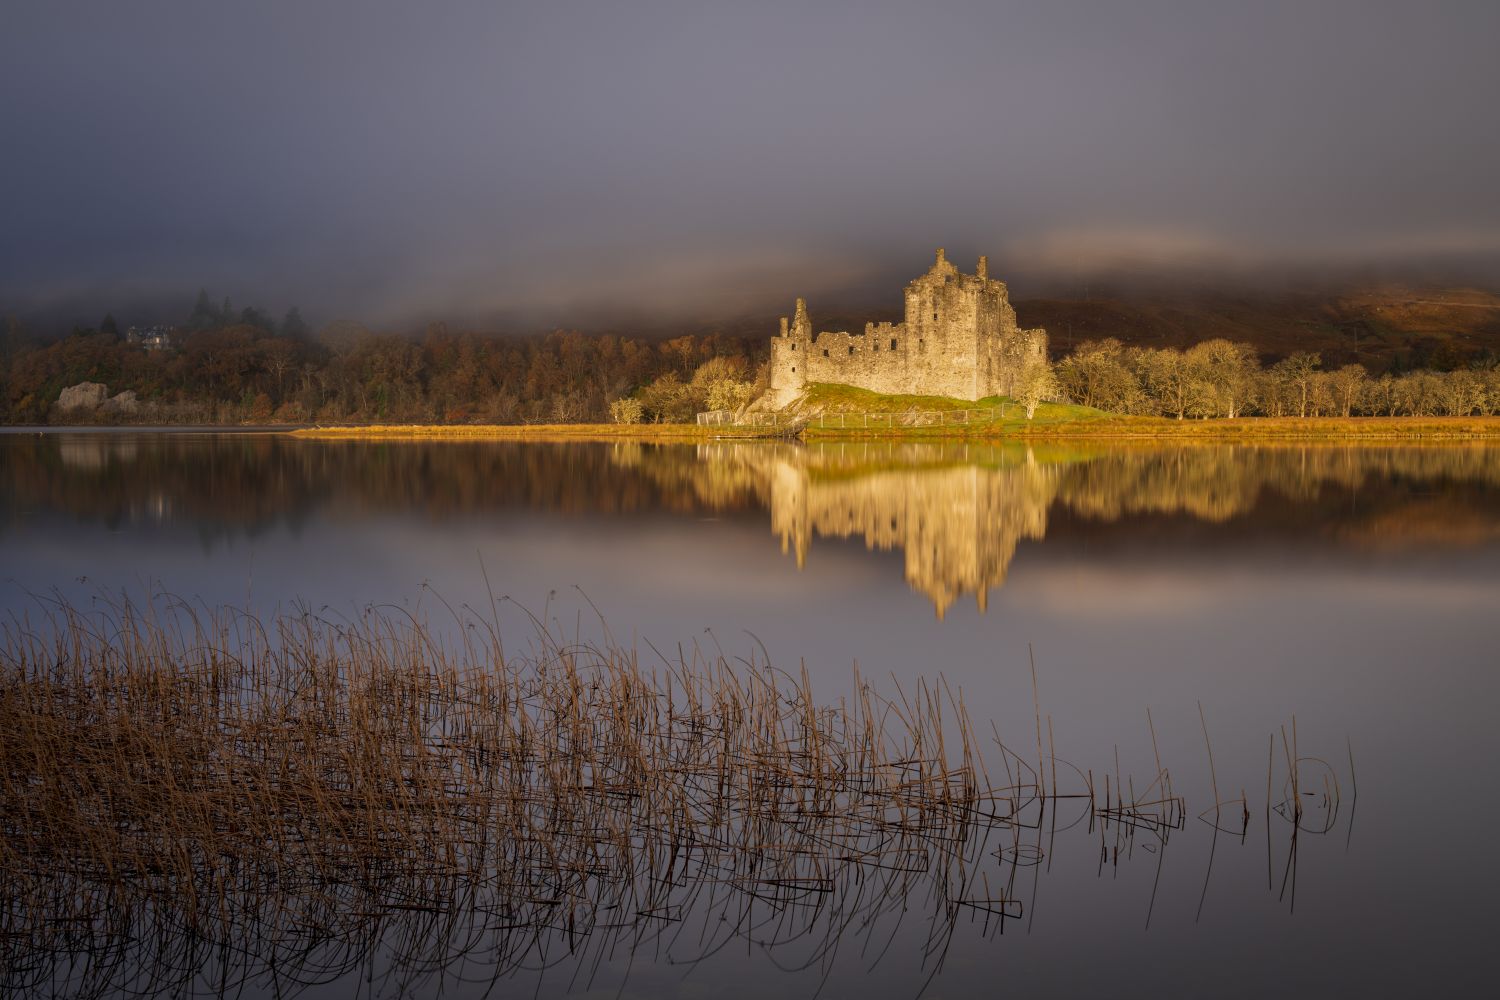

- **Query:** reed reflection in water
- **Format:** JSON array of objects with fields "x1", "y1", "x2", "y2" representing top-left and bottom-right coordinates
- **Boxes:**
[{"x1": 1, "y1": 596, "x2": 1349, "y2": 999}]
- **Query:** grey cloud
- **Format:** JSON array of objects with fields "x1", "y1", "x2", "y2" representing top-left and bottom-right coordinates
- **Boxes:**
[{"x1": 4, "y1": 1, "x2": 1498, "y2": 328}]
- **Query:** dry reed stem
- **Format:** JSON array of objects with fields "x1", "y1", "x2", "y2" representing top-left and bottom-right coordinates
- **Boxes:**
[{"x1": 0, "y1": 596, "x2": 1347, "y2": 998}]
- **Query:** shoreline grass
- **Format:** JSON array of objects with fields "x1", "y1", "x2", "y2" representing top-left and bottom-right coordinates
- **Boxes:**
[
  {"x1": 287, "y1": 421, "x2": 783, "y2": 442},
  {"x1": 285, "y1": 383, "x2": 1500, "y2": 443},
  {"x1": 286, "y1": 413, "x2": 1500, "y2": 444},
  {"x1": 804, "y1": 412, "x2": 1500, "y2": 441}
]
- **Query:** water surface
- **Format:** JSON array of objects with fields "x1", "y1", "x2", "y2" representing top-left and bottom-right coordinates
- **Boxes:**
[{"x1": 2, "y1": 431, "x2": 1497, "y2": 997}]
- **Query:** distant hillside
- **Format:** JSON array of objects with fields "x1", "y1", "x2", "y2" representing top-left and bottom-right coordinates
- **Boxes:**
[
  {"x1": 698, "y1": 284, "x2": 1500, "y2": 373},
  {"x1": 1012, "y1": 285, "x2": 1500, "y2": 371}
]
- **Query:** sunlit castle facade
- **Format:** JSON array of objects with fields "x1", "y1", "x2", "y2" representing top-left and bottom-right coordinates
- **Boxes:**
[{"x1": 768, "y1": 249, "x2": 1047, "y2": 407}]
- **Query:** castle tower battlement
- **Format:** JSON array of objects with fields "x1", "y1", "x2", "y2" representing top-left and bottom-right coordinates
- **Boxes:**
[{"x1": 768, "y1": 250, "x2": 1047, "y2": 406}]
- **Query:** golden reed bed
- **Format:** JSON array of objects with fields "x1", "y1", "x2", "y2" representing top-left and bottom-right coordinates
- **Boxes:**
[{"x1": 0, "y1": 596, "x2": 1344, "y2": 997}]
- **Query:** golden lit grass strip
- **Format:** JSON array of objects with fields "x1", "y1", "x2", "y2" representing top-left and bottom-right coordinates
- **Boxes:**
[
  {"x1": 287, "y1": 422, "x2": 780, "y2": 442},
  {"x1": 292, "y1": 414, "x2": 1500, "y2": 444},
  {"x1": 804, "y1": 413, "x2": 1500, "y2": 441}
]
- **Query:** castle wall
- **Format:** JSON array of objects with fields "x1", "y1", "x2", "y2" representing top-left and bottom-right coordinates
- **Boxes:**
[
  {"x1": 769, "y1": 337, "x2": 804, "y2": 407},
  {"x1": 769, "y1": 320, "x2": 918, "y2": 405},
  {"x1": 767, "y1": 250, "x2": 1047, "y2": 405},
  {"x1": 801, "y1": 324, "x2": 911, "y2": 395},
  {"x1": 983, "y1": 326, "x2": 1048, "y2": 397}
]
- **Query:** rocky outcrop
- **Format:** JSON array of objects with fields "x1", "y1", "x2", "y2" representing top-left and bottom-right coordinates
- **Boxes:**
[
  {"x1": 55, "y1": 383, "x2": 141, "y2": 417},
  {"x1": 56, "y1": 382, "x2": 110, "y2": 410},
  {"x1": 102, "y1": 390, "x2": 140, "y2": 415}
]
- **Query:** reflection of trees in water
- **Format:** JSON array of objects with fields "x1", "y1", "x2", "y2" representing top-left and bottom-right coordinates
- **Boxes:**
[
  {"x1": 674, "y1": 442, "x2": 1500, "y2": 612},
  {"x1": 2, "y1": 434, "x2": 306, "y2": 540},
  {"x1": 1055, "y1": 445, "x2": 1500, "y2": 524},
  {"x1": 0, "y1": 436, "x2": 764, "y2": 541},
  {"x1": 1, "y1": 600, "x2": 1347, "y2": 999},
  {"x1": 4, "y1": 436, "x2": 1498, "y2": 608}
]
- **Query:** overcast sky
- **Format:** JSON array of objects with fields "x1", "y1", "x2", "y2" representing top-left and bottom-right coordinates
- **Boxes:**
[{"x1": 4, "y1": 1, "x2": 1499, "y2": 329}]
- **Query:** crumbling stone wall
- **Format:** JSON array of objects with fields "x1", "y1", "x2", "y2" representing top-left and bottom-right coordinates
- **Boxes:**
[{"x1": 768, "y1": 249, "x2": 1048, "y2": 406}]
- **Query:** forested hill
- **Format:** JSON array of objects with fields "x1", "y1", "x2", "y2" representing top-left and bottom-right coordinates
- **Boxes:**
[
  {"x1": 1015, "y1": 285, "x2": 1500, "y2": 370},
  {"x1": 0, "y1": 322, "x2": 767, "y2": 426},
  {"x1": 2, "y1": 283, "x2": 1498, "y2": 425}
]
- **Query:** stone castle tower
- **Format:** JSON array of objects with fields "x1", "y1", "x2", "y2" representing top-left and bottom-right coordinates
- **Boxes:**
[{"x1": 768, "y1": 249, "x2": 1047, "y2": 407}]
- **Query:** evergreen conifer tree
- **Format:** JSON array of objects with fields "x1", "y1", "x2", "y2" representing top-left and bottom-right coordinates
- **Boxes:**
[
  {"x1": 280, "y1": 307, "x2": 309, "y2": 339},
  {"x1": 190, "y1": 289, "x2": 218, "y2": 330}
]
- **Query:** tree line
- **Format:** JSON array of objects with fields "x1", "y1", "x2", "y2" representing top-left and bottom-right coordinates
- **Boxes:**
[
  {"x1": 1053, "y1": 338, "x2": 1500, "y2": 418},
  {"x1": 3, "y1": 303, "x2": 1498, "y2": 424},
  {"x1": 0, "y1": 305, "x2": 765, "y2": 425}
]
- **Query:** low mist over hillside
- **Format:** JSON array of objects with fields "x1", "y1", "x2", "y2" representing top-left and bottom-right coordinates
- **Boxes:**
[
  {"x1": 703, "y1": 282, "x2": 1500, "y2": 372},
  {"x1": 1016, "y1": 285, "x2": 1500, "y2": 369}
]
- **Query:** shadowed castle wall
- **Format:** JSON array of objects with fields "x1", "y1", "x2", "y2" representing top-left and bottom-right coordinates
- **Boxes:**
[{"x1": 769, "y1": 250, "x2": 1047, "y2": 406}]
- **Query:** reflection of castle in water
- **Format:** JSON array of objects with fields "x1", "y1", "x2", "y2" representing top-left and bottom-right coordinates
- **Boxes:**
[
  {"x1": 9, "y1": 434, "x2": 1499, "y2": 612},
  {"x1": 678, "y1": 441, "x2": 1500, "y2": 615},
  {"x1": 718, "y1": 443, "x2": 1063, "y2": 617}
]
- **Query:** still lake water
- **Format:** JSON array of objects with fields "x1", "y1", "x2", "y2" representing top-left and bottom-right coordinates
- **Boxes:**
[{"x1": 2, "y1": 430, "x2": 1498, "y2": 998}]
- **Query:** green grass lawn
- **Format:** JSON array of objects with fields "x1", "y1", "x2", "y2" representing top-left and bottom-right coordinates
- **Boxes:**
[
  {"x1": 794, "y1": 383, "x2": 1500, "y2": 440},
  {"x1": 284, "y1": 384, "x2": 1500, "y2": 443},
  {"x1": 795, "y1": 383, "x2": 1115, "y2": 433}
]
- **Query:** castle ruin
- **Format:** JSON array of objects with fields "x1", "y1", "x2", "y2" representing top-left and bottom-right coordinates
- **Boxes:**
[{"x1": 768, "y1": 249, "x2": 1047, "y2": 407}]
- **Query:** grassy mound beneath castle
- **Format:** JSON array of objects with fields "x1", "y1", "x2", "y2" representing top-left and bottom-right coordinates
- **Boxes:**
[
  {"x1": 792, "y1": 384, "x2": 998, "y2": 413},
  {"x1": 792, "y1": 383, "x2": 1111, "y2": 424},
  {"x1": 793, "y1": 383, "x2": 1500, "y2": 440}
]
